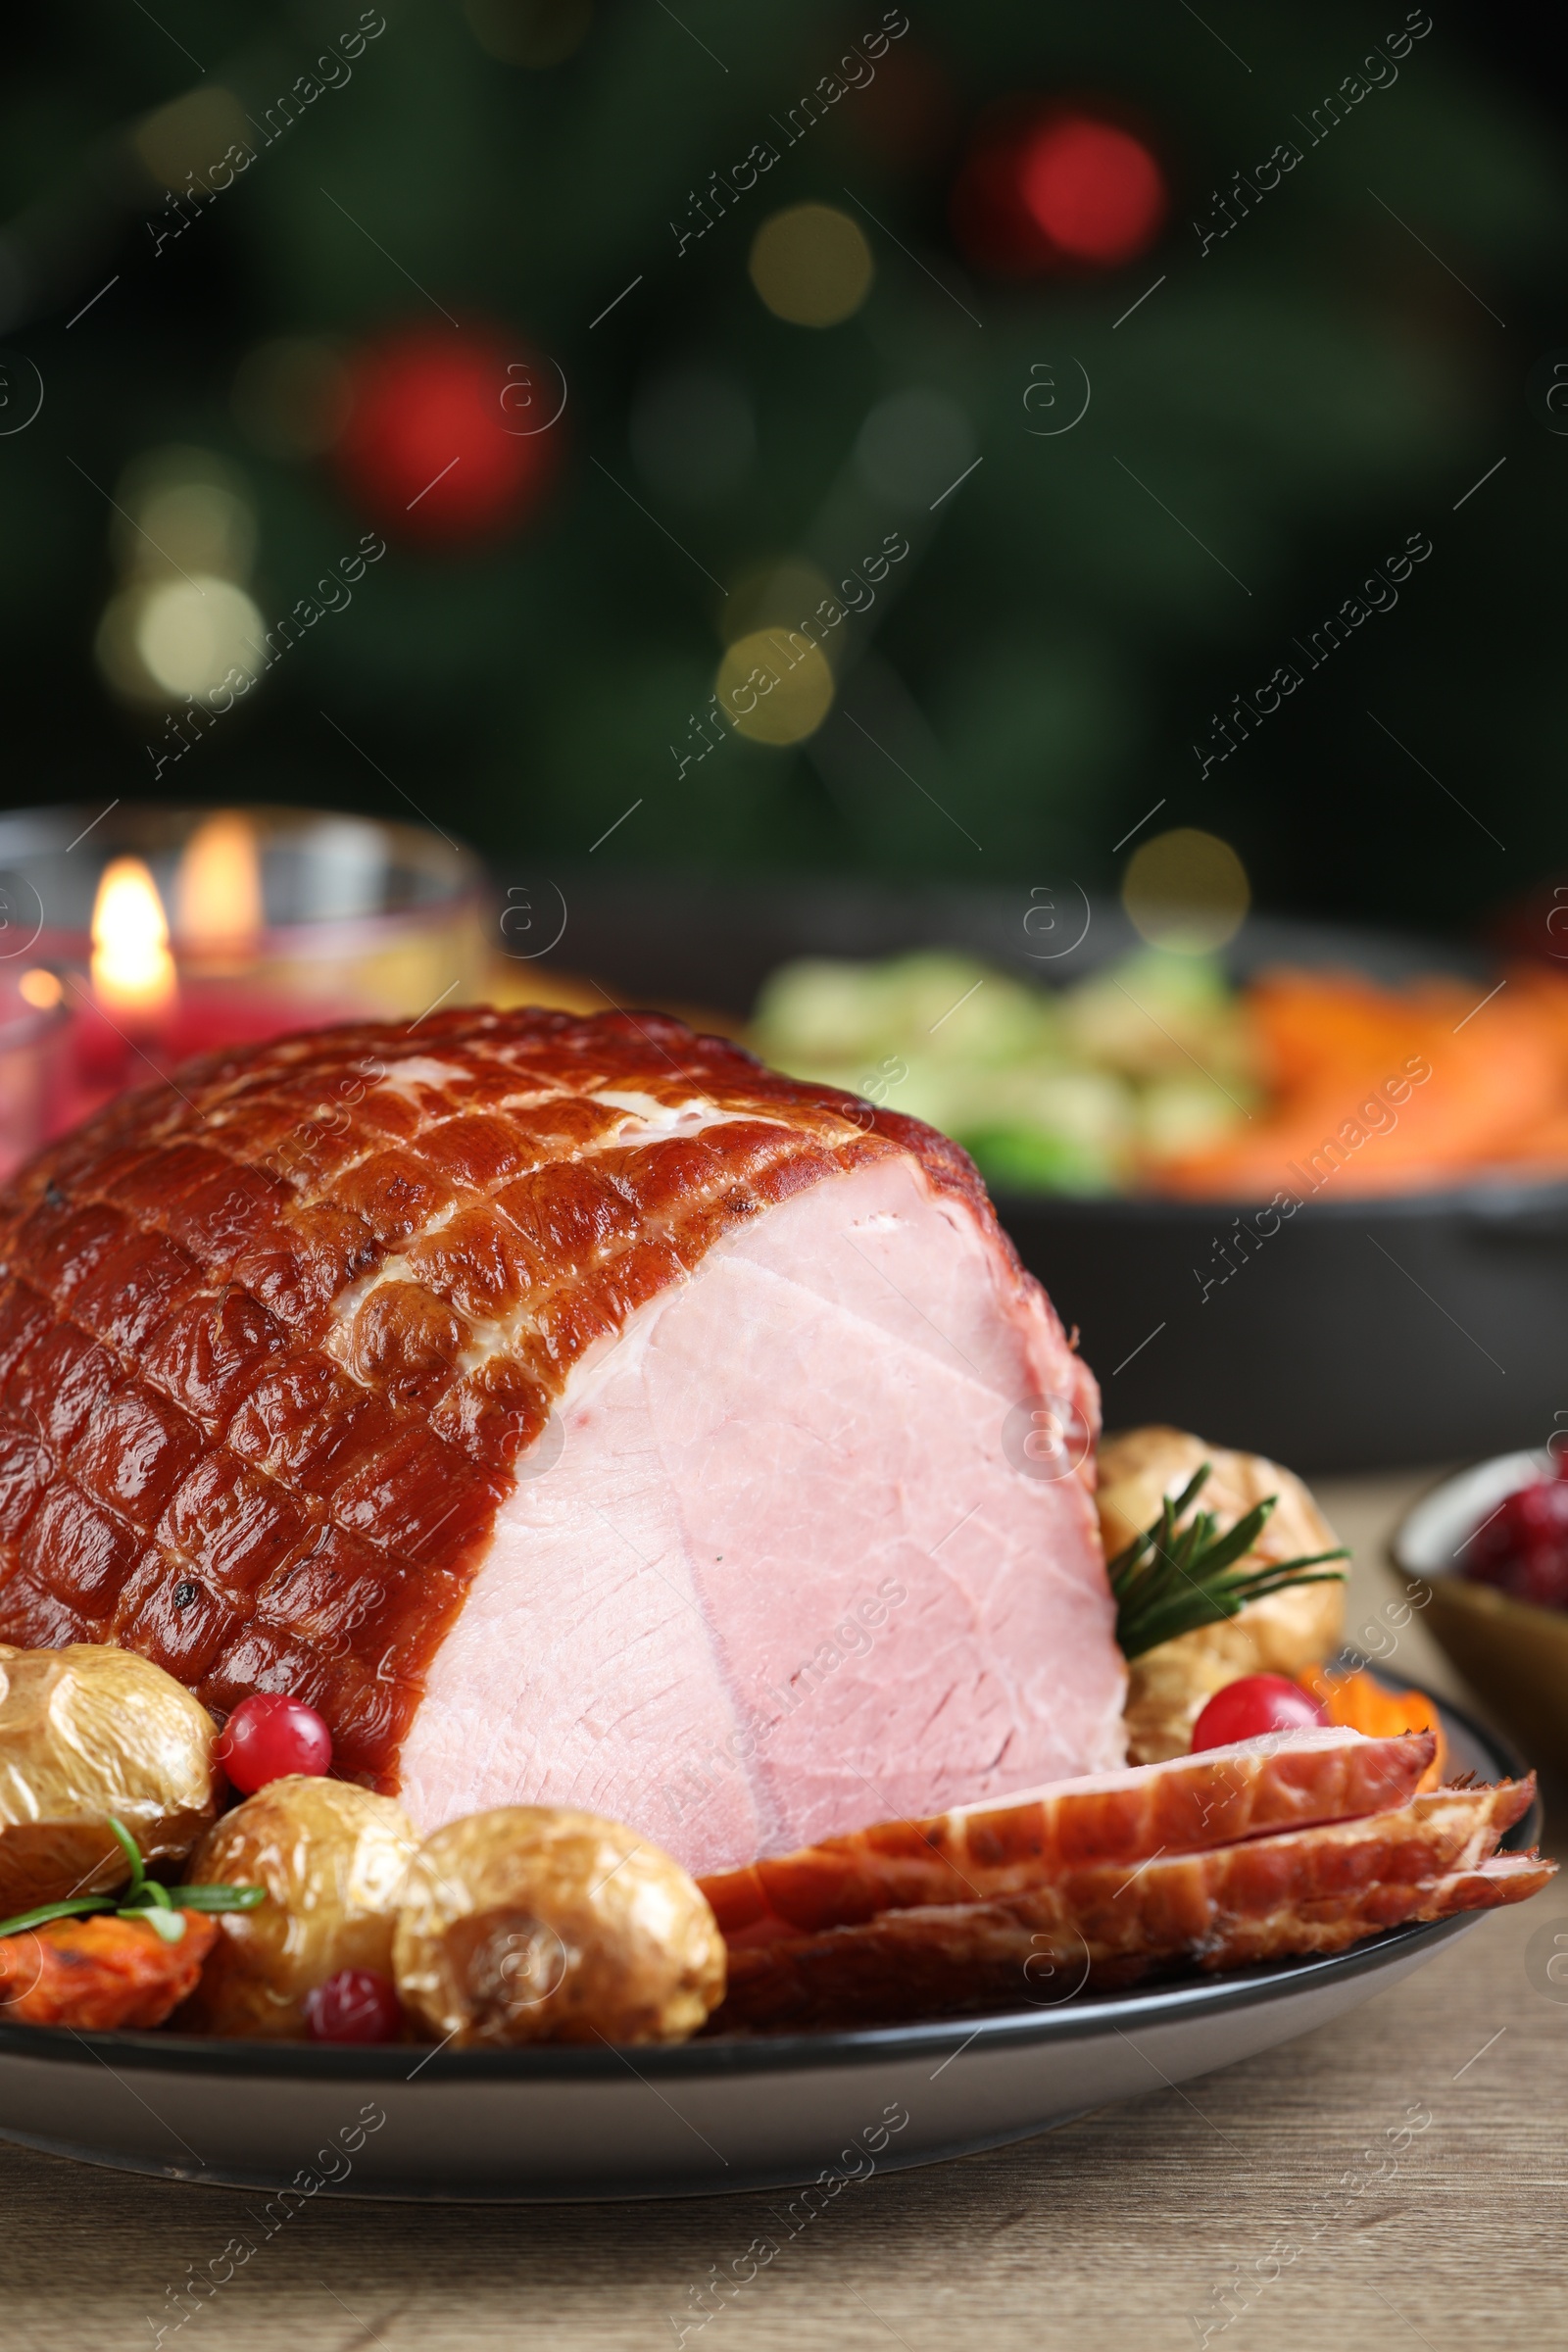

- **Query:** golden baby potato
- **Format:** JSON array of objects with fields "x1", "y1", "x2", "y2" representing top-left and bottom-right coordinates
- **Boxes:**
[
  {"x1": 393, "y1": 1808, "x2": 726, "y2": 2047},
  {"x1": 1100, "y1": 1425, "x2": 1347, "y2": 1763},
  {"x1": 0, "y1": 1644, "x2": 219, "y2": 1918},
  {"x1": 175, "y1": 1776, "x2": 416, "y2": 2037}
]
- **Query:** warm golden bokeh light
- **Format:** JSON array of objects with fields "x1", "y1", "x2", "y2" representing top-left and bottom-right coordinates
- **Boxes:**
[
  {"x1": 134, "y1": 576, "x2": 263, "y2": 701},
  {"x1": 133, "y1": 480, "x2": 257, "y2": 585},
  {"x1": 111, "y1": 449, "x2": 257, "y2": 584},
  {"x1": 715, "y1": 629, "x2": 836, "y2": 745},
  {"x1": 18, "y1": 969, "x2": 63, "y2": 1011},
  {"x1": 93, "y1": 448, "x2": 262, "y2": 710},
  {"x1": 1122, "y1": 827, "x2": 1250, "y2": 954},
  {"x1": 176, "y1": 811, "x2": 265, "y2": 957},
  {"x1": 92, "y1": 858, "x2": 177, "y2": 1021},
  {"x1": 132, "y1": 86, "x2": 249, "y2": 191},
  {"x1": 748, "y1": 204, "x2": 874, "y2": 328}
]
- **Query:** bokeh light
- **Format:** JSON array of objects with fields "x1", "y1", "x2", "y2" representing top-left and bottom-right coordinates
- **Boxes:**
[
  {"x1": 748, "y1": 205, "x2": 874, "y2": 328},
  {"x1": 132, "y1": 576, "x2": 265, "y2": 700},
  {"x1": 18, "y1": 969, "x2": 62, "y2": 1011},
  {"x1": 332, "y1": 326, "x2": 561, "y2": 543},
  {"x1": 716, "y1": 629, "x2": 836, "y2": 744},
  {"x1": 1122, "y1": 827, "x2": 1250, "y2": 954},
  {"x1": 110, "y1": 448, "x2": 256, "y2": 583},
  {"x1": 1019, "y1": 117, "x2": 1166, "y2": 265},
  {"x1": 855, "y1": 388, "x2": 974, "y2": 508},
  {"x1": 132, "y1": 86, "x2": 248, "y2": 189},
  {"x1": 92, "y1": 449, "x2": 263, "y2": 709},
  {"x1": 953, "y1": 105, "x2": 1166, "y2": 275}
]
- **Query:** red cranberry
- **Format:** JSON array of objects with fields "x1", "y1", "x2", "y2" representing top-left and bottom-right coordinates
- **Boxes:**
[
  {"x1": 1465, "y1": 1474, "x2": 1568, "y2": 1611},
  {"x1": 304, "y1": 1968, "x2": 402, "y2": 2044},
  {"x1": 1191, "y1": 1674, "x2": 1329, "y2": 1751},
  {"x1": 216, "y1": 1693, "x2": 333, "y2": 1793}
]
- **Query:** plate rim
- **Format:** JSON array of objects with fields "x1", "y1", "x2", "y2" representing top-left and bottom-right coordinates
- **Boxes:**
[{"x1": 0, "y1": 1683, "x2": 1534, "y2": 2086}]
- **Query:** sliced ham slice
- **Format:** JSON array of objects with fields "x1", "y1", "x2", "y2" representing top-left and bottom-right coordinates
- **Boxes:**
[
  {"x1": 703, "y1": 1727, "x2": 1437, "y2": 1943},
  {"x1": 0, "y1": 1009, "x2": 1118, "y2": 1874},
  {"x1": 713, "y1": 1781, "x2": 1551, "y2": 2031}
]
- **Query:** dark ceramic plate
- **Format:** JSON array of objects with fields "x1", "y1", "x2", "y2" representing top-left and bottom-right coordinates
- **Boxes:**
[{"x1": 0, "y1": 1688, "x2": 1535, "y2": 2201}]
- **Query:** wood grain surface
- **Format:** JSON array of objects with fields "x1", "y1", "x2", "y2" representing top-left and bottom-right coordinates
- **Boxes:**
[{"x1": 2, "y1": 1472, "x2": 1564, "y2": 2352}]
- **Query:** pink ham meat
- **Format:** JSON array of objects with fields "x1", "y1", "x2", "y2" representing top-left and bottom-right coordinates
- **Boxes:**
[{"x1": 0, "y1": 1007, "x2": 1118, "y2": 1874}]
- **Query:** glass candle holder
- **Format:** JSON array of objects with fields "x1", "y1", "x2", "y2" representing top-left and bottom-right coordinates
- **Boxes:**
[
  {"x1": 0, "y1": 804, "x2": 488, "y2": 1116},
  {"x1": 0, "y1": 970, "x2": 74, "y2": 1183}
]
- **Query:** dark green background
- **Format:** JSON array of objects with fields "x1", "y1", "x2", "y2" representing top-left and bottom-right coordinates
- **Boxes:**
[{"x1": 1, "y1": 1, "x2": 1562, "y2": 937}]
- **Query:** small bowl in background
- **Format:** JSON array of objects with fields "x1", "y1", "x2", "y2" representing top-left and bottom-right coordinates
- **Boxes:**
[{"x1": 1391, "y1": 1451, "x2": 1568, "y2": 1777}]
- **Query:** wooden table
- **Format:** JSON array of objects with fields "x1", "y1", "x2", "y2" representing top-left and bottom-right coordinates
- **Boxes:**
[{"x1": 4, "y1": 1474, "x2": 1565, "y2": 2352}]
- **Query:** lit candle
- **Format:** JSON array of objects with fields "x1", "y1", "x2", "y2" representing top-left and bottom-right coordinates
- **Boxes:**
[
  {"x1": 2, "y1": 804, "x2": 485, "y2": 1129},
  {"x1": 175, "y1": 810, "x2": 264, "y2": 964},
  {"x1": 90, "y1": 857, "x2": 177, "y2": 1025}
]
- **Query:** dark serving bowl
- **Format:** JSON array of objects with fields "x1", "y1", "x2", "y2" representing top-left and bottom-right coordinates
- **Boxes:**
[{"x1": 519, "y1": 871, "x2": 1565, "y2": 1473}]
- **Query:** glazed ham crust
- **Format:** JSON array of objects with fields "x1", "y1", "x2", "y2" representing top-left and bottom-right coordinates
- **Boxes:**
[
  {"x1": 712, "y1": 1780, "x2": 1549, "y2": 2032},
  {"x1": 702, "y1": 1728, "x2": 1438, "y2": 1944},
  {"x1": 0, "y1": 1007, "x2": 1075, "y2": 1795}
]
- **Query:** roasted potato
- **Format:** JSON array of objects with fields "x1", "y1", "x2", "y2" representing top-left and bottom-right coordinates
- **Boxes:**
[
  {"x1": 175, "y1": 1777, "x2": 417, "y2": 2038},
  {"x1": 0, "y1": 1645, "x2": 220, "y2": 1918},
  {"x1": 1101, "y1": 1426, "x2": 1346, "y2": 1764},
  {"x1": 393, "y1": 1808, "x2": 726, "y2": 2048}
]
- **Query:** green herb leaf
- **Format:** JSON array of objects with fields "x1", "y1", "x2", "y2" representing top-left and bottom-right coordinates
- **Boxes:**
[
  {"x1": 118, "y1": 1879, "x2": 174, "y2": 1914},
  {"x1": 0, "y1": 1811, "x2": 265, "y2": 1945},
  {"x1": 138, "y1": 1908, "x2": 187, "y2": 1944},
  {"x1": 0, "y1": 1895, "x2": 105, "y2": 1939},
  {"x1": 106, "y1": 1814, "x2": 145, "y2": 1888},
  {"x1": 173, "y1": 1884, "x2": 267, "y2": 1914},
  {"x1": 1111, "y1": 1462, "x2": 1348, "y2": 1662}
]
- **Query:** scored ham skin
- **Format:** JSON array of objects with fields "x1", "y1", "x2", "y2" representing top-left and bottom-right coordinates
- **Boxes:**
[
  {"x1": 702, "y1": 1727, "x2": 1438, "y2": 1944},
  {"x1": 0, "y1": 1007, "x2": 1116, "y2": 1872},
  {"x1": 712, "y1": 1780, "x2": 1552, "y2": 2031}
]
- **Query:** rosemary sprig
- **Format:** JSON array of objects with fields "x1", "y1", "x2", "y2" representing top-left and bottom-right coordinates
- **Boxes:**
[
  {"x1": 0, "y1": 1815, "x2": 265, "y2": 1944},
  {"x1": 1110, "y1": 1462, "x2": 1348, "y2": 1662}
]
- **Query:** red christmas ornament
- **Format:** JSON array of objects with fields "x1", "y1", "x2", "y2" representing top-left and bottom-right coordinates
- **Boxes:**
[
  {"x1": 331, "y1": 324, "x2": 563, "y2": 546},
  {"x1": 953, "y1": 104, "x2": 1168, "y2": 276}
]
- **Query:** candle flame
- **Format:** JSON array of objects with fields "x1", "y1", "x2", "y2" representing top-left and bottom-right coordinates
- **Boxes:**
[
  {"x1": 92, "y1": 857, "x2": 176, "y2": 1021},
  {"x1": 176, "y1": 810, "x2": 264, "y2": 958}
]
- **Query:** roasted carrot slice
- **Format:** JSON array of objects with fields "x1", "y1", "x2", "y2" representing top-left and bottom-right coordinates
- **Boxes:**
[
  {"x1": 1298, "y1": 1665, "x2": 1446, "y2": 1789},
  {"x1": 0, "y1": 1910, "x2": 218, "y2": 2030}
]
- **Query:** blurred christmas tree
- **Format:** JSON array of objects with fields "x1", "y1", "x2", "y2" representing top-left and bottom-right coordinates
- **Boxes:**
[{"x1": 0, "y1": 0, "x2": 1563, "y2": 933}]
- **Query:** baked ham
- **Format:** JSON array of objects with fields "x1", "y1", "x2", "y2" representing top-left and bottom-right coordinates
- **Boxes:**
[{"x1": 0, "y1": 1008, "x2": 1118, "y2": 1874}]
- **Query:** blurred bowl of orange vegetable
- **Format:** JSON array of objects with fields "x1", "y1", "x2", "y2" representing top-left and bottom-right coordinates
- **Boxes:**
[
  {"x1": 524, "y1": 877, "x2": 1568, "y2": 1472},
  {"x1": 1391, "y1": 1453, "x2": 1568, "y2": 1781}
]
